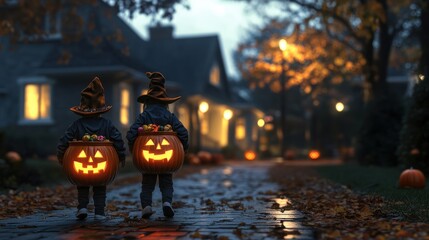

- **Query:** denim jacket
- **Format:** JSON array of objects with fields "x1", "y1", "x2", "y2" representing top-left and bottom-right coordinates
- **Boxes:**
[
  {"x1": 126, "y1": 104, "x2": 189, "y2": 152},
  {"x1": 57, "y1": 116, "x2": 126, "y2": 163}
]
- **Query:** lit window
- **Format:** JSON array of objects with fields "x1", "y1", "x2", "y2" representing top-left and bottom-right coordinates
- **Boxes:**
[
  {"x1": 140, "y1": 89, "x2": 148, "y2": 112},
  {"x1": 210, "y1": 64, "x2": 220, "y2": 86},
  {"x1": 120, "y1": 88, "x2": 130, "y2": 125},
  {"x1": 24, "y1": 84, "x2": 51, "y2": 120},
  {"x1": 236, "y1": 118, "x2": 246, "y2": 140},
  {"x1": 201, "y1": 117, "x2": 209, "y2": 135}
]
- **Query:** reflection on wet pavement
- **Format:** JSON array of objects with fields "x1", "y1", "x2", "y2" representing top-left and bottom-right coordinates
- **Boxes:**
[{"x1": 0, "y1": 161, "x2": 314, "y2": 240}]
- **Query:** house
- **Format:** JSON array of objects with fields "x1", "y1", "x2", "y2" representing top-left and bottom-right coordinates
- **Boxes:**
[
  {"x1": 136, "y1": 25, "x2": 265, "y2": 154},
  {"x1": 0, "y1": 1, "x2": 263, "y2": 158}
]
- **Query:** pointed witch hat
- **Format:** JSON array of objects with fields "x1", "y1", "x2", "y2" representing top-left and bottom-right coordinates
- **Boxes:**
[
  {"x1": 70, "y1": 77, "x2": 112, "y2": 116},
  {"x1": 137, "y1": 72, "x2": 181, "y2": 104}
]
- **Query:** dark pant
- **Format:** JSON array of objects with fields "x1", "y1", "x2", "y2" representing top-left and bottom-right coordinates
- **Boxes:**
[
  {"x1": 140, "y1": 173, "x2": 173, "y2": 208},
  {"x1": 77, "y1": 186, "x2": 106, "y2": 215}
]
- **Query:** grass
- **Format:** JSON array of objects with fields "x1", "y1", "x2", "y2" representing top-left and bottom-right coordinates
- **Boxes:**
[{"x1": 316, "y1": 164, "x2": 429, "y2": 222}]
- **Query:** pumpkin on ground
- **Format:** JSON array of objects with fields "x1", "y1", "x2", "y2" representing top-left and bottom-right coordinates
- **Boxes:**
[
  {"x1": 399, "y1": 167, "x2": 426, "y2": 189},
  {"x1": 133, "y1": 131, "x2": 184, "y2": 174},
  {"x1": 62, "y1": 141, "x2": 119, "y2": 186}
]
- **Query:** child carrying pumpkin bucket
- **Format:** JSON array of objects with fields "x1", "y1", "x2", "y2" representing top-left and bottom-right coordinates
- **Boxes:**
[
  {"x1": 126, "y1": 72, "x2": 189, "y2": 218},
  {"x1": 57, "y1": 77, "x2": 126, "y2": 220}
]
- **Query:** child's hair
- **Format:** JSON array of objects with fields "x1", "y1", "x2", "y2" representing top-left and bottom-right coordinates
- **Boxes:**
[{"x1": 143, "y1": 99, "x2": 169, "y2": 110}]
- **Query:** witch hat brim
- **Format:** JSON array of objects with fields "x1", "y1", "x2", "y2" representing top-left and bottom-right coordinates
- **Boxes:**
[
  {"x1": 70, "y1": 105, "x2": 112, "y2": 116},
  {"x1": 137, "y1": 95, "x2": 181, "y2": 104},
  {"x1": 70, "y1": 77, "x2": 112, "y2": 116}
]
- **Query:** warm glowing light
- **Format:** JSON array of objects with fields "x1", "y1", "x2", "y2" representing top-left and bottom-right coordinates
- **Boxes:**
[
  {"x1": 25, "y1": 84, "x2": 49, "y2": 120},
  {"x1": 279, "y1": 39, "x2": 287, "y2": 51},
  {"x1": 304, "y1": 86, "x2": 312, "y2": 94},
  {"x1": 264, "y1": 123, "x2": 274, "y2": 131},
  {"x1": 244, "y1": 150, "x2": 256, "y2": 161},
  {"x1": 25, "y1": 84, "x2": 39, "y2": 120},
  {"x1": 74, "y1": 161, "x2": 106, "y2": 174},
  {"x1": 257, "y1": 119, "x2": 265, "y2": 128},
  {"x1": 120, "y1": 88, "x2": 130, "y2": 125},
  {"x1": 223, "y1": 109, "x2": 233, "y2": 120},
  {"x1": 236, "y1": 118, "x2": 245, "y2": 140},
  {"x1": 199, "y1": 101, "x2": 209, "y2": 113},
  {"x1": 78, "y1": 150, "x2": 87, "y2": 158},
  {"x1": 309, "y1": 150, "x2": 320, "y2": 160},
  {"x1": 335, "y1": 102, "x2": 345, "y2": 112}
]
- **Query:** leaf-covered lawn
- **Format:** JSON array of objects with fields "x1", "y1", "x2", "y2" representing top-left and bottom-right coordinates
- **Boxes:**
[{"x1": 269, "y1": 163, "x2": 429, "y2": 239}]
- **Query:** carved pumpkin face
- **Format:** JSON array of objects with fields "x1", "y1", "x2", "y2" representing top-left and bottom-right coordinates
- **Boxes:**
[
  {"x1": 142, "y1": 138, "x2": 173, "y2": 162},
  {"x1": 62, "y1": 141, "x2": 119, "y2": 186},
  {"x1": 133, "y1": 132, "x2": 185, "y2": 174},
  {"x1": 74, "y1": 149, "x2": 107, "y2": 174}
]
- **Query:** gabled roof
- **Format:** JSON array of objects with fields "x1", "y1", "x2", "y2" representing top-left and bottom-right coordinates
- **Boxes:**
[
  {"x1": 37, "y1": 1, "x2": 148, "y2": 80},
  {"x1": 139, "y1": 34, "x2": 221, "y2": 96}
]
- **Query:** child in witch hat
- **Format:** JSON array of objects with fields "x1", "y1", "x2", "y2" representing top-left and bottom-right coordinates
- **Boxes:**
[
  {"x1": 127, "y1": 72, "x2": 189, "y2": 218},
  {"x1": 57, "y1": 77, "x2": 126, "y2": 220}
]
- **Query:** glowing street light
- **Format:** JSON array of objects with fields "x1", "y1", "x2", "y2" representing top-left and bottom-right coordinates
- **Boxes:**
[
  {"x1": 199, "y1": 101, "x2": 209, "y2": 113},
  {"x1": 335, "y1": 102, "x2": 345, "y2": 112},
  {"x1": 279, "y1": 39, "x2": 287, "y2": 52},
  {"x1": 279, "y1": 38, "x2": 288, "y2": 160}
]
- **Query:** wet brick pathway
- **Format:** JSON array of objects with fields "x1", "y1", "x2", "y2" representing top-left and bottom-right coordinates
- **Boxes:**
[{"x1": 0, "y1": 161, "x2": 314, "y2": 239}]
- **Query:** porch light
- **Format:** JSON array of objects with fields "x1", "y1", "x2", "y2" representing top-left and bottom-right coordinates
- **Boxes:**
[
  {"x1": 199, "y1": 101, "x2": 209, "y2": 113},
  {"x1": 257, "y1": 118, "x2": 265, "y2": 128},
  {"x1": 223, "y1": 109, "x2": 233, "y2": 120}
]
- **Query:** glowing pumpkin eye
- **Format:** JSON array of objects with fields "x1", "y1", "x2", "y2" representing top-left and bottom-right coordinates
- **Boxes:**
[
  {"x1": 161, "y1": 139, "x2": 170, "y2": 145},
  {"x1": 145, "y1": 139, "x2": 155, "y2": 146},
  {"x1": 78, "y1": 150, "x2": 87, "y2": 158},
  {"x1": 94, "y1": 150, "x2": 103, "y2": 158}
]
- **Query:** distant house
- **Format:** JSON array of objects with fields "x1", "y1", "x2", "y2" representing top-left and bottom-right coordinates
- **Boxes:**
[
  {"x1": 138, "y1": 25, "x2": 264, "y2": 153},
  {"x1": 0, "y1": 1, "x2": 263, "y2": 157}
]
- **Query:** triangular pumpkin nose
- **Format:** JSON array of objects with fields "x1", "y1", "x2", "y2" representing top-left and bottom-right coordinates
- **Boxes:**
[
  {"x1": 156, "y1": 144, "x2": 161, "y2": 150},
  {"x1": 89, "y1": 156, "x2": 94, "y2": 163}
]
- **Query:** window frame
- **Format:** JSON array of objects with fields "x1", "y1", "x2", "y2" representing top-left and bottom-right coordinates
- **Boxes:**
[{"x1": 18, "y1": 76, "x2": 54, "y2": 125}]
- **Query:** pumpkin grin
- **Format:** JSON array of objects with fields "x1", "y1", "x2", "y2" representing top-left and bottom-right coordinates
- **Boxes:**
[
  {"x1": 73, "y1": 149, "x2": 107, "y2": 174},
  {"x1": 142, "y1": 149, "x2": 173, "y2": 162},
  {"x1": 74, "y1": 160, "x2": 107, "y2": 174}
]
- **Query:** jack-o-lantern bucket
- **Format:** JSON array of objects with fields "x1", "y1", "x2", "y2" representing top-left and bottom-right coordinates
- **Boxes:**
[
  {"x1": 63, "y1": 141, "x2": 119, "y2": 186},
  {"x1": 133, "y1": 132, "x2": 185, "y2": 174}
]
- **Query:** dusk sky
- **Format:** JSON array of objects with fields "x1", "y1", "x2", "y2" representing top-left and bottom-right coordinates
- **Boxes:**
[{"x1": 124, "y1": 0, "x2": 273, "y2": 79}]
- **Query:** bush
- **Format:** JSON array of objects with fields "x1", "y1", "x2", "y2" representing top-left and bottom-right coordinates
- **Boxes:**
[
  {"x1": 397, "y1": 76, "x2": 429, "y2": 174},
  {"x1": 356, "y1": 93, "x2": 403, "y2": 166}
]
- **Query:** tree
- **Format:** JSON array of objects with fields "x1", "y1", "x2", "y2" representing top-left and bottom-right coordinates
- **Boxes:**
[
  {"x1": 235, "y1": 0, "x2": 421, "y2": 165},
  {"x1": 235, "y1": 18, "x2": 362, "y2": 157},
  {"x1": 397, "y1": 0, "x2": 429, "y2": 173},
  {"x1": 0, "y1": 0, "x2": 187, "y2": 46}
]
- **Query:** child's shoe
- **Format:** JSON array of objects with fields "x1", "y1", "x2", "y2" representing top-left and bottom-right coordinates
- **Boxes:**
[
  {"x1": 76, "y1": 208, "x2": 88, "y2": 220},
  {"x1": 141, "y1": 206, "x2": 155, "y2": 219},
  {"x1": 162, "y1": 202, "x2": 174, "y2": 218},
  {"x1": 94, "y1": 214, "x2": 108, "y2": 221}
]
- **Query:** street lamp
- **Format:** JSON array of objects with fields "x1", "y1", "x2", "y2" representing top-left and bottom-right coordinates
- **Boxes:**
[
  {"x1": 335, "y1": 102, "x2": 345, "y2": 112},
  {"x1": 279, "y1": 38, "x2": 287, "y2": 160}
]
